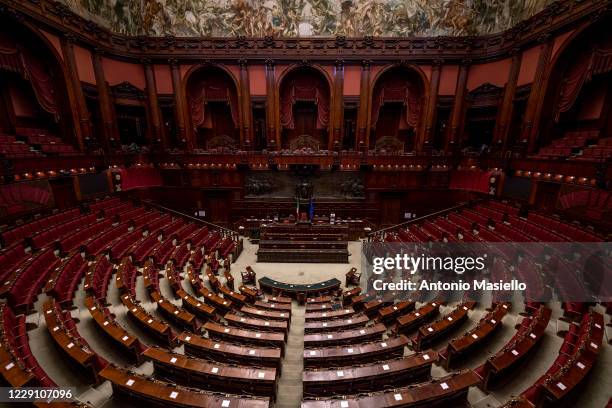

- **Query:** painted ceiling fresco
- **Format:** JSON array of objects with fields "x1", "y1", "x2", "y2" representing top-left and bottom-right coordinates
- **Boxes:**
[{"x1": 58, "y1": 0, "x2": 554, "y2": 38}]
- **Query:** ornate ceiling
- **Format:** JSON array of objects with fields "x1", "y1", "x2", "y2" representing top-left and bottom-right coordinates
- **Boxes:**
[{"x1": 57, "y1": 0, "x2": 554, "y2": 38}]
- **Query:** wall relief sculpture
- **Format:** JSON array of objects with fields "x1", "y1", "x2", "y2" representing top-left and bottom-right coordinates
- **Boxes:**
[
  {"x1": 245, "y1": 170, "x2": 365, "y2": 199},
  {"x1": 57, "y1": 0, "x2": 554, "y2": 38}
]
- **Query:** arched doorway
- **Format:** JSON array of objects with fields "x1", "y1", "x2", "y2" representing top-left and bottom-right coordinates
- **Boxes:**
[
  {"x1": 369, "y1": 66, "x2": 426, "y2": 152},
  {"x1": 185, "y1": 66, "x2": 241, "y2": 150},
  {"x1": 278, "y1": 66, "x2": 331, "y2": 151},
  {"x1": 0, "y1": 18, "x2": 75, "y2": 150},
  {"x1": 539, "y1": 19, "x2": 612, "y2": 150}
]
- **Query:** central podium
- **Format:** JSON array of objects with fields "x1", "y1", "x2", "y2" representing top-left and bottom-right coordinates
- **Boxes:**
[{"x1": 256, "y1": 222, "x2": 350, "y2": 263}]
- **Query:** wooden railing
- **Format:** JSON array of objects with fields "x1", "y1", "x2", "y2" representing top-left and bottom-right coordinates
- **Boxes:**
[
  {"x1": 143, "y1": 199, "x2": 239, "y2": 236},
  {"x1": 368, "y1": 200, "x2": 478, "y2": 239}
]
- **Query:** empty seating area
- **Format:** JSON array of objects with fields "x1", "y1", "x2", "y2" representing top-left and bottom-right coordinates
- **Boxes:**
[
  {"x1": 0, "y1": 194, "x2": 262, "y2": 405},
  {"x1": 15, "y1": 127, "x2": 78, "y2": 156},
  {"x1": 0, "y1": 128, "x2": 78, "y2": 159},
  {"x1": 1, "y1": 2, "x2": 611, "y2": 406},
  {"x1": 0, "y1": 134, "x2": 38, "y2": 158},
  {"x1": 0, "y1": 194, "x2": 608, "y2": 407},
  {"x1": 534, "y1": 130, "x2": 612, "y2": 160}
]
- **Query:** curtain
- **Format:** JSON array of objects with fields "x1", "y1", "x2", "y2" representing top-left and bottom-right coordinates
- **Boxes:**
[
  {"x1": 280, "y1": 76, "x2": 330, "y2": 130},
  {"x1": 371, "y1": 79, "x2": 421, "y2": 129},
  {"x1": 0, "y1": 31, "x2": 59, "y2": 120},
  {"x1": 188, "y1": 77, "x2": 239, "y2": 130},
  {"x1": 555, "y1": 46, "x2": 612, "y2": 120}
]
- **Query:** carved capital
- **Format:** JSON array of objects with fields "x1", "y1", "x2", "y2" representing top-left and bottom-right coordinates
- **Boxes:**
[
  {"x1": 168, "y1": 58, "x2": 180, "y2": 66},
  {"x1": 236, "y1": 35, "x2": 247, "y2": 47},
  {"x1": 335, "y1": 35, "x2": 347, "y2": 48},
  {"x1": 334, "y1": 59, "x2": 344, "y2": 68},
  {"x1": 263, "y1": 36, "x2": 275, "y2": 47},
  {"x1": 265, "y1": 59, "x2": 275, "y2": 68},
  {"x1": 432, "y1": 58, "x2": 445, "y2": 66},
  {"x1": 63, "y1": 33, "x2": 77, "y2": 44},
  {"x1": 140, "y1": 57, "x2": 152, "y2": 66},
  {"x1": 361, "y1": 59, "x2": 372, "y2": 69},
  {"x1": 362, "y1": 36, "x2": 374, "y2": 48},
  {"x1": 238, "y1": 59, "x2": 248, "y2": 69},
  {"x1": 537, "y1": 33, "x2": 551, "y2": 44}
]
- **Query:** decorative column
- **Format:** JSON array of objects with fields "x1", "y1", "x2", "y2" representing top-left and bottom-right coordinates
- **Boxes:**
[
  {"x1": 169, "y1": 59, "x2": 191, "y2": 149},
  {"x1": 143, "y1": 59, "x2": 166, "y2": 149},
  {"x1": 238, "y1": 59, "x2": 253, "y2": 149},
  {"x1": 60, "y1": 34, "x2": 90, "y2": 152},
  {"x1": 92, "y1": 50, "x2": 118, "y2": 152},
  {"x1": 523, "y1": 36, "x2": 553, "y2": 154},
  {"x1": 265, "y1": 59, "x2": 278, "y2": 149},
  {"x1": 331, "y1": 59, "x2": 344, "y2": 151},
  {"x1": 420, "y1": 59, "x2": 443, "y2": 152},
  {"x1": 494, "y1": 49, "x2": 522, "y2": 150},
  {"x1": 356, "y1": 60, "x2": 372, "y2": 151},
  {"x1": 445, "y1": 60, "x2": 470, "y2": 152}
]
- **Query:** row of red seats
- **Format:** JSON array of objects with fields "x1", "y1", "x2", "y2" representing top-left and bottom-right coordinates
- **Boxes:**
[
  {"x1": 537, "y1": 146, "x2": 573, "y2": 158},
  {"x1": 574, "y1": 146, "x2": 612, "y2": 160},
  {"x1": 174, "y1": 223, "x2": 199, "y2": 242},
  {"x1": 217, "y1": 236, "x2": 236, "y2": 258},
  {"x1": 0, "y1": 134, "x2": 16, "y2": 143},
  {"x1": 150, "y1": 238, "x2": 175, "y2": 266},
  {"x1": 115, "y1": 206, "x2": 146, "y2": 222},
  {"x1": 486, "y1": 201, "x2": 520, "y2": 216},
  {"x1": 131, "y1": 234, "x2": 162, "y2": 265},
  {"x1": 558, "y1": 190, "x2": 610, "y2": 220},
  {"x1": 7, "y1": 248, "x2": 60, "y2": 313},
  {"x1": 133, "y1": 211, "x2": 162, "y2": 228},
  {"x1": 202, "y1": 230, "x2": 222, "y2": 250},
  {"x1": 40, "y1": 144, "x2": 78, "y2": 155},
  {"x1": 99, "y1": 202, "x2": 133, "y2": 219},
  {"x1": 84, "y1": 256, "x2": 114, "y2": 302},
  {"x1": 0, "y1": 183, "x2": 52, "y2": 213},
  {"x1": 189, "y1": 226, "x2": 210, "y2": 247},
  {"x1": 108, "y1": 229, "x2": 142, "y2": 260},
  {"x1": 171, "y1": 244, "x2": 191, "y2": 268},
  {"x1": 0, "y1": 244, "x2": 26, "y2": 274},
  {"x1": 47, "y1": 252, "x2": 88, "y2": 306},
  {"x1": 521, "y1": 311, "x2": 604, "y2": 406},
  {"x1": 461, "y1": 209, "x2": 489, "y2": 226},
  {"x1": 474, "y1": 306, "x2": 552, "y2": 387},
  {"x1": 1, "y1": 304, "x2": 56, "y2": 387},
  {"x1": 86, "y1": 224, "x2": 129, "y2": 257},
  {"x1": 526, "y1": 213, "x2": 602, "y2": 241},
  {"x1": 1, "y1": 197, "x2": 123, "y2": 248},
  {"x1": 45, "y1": 299, "x2": 109, "y2": 374},
  {"x1": 0, "y1": 142, "x2": 38, "y2": 158},
  {"x1": 60, "y1": 219, "x2": 114, "y2": 252},
  {"x1": 146, "y1": 214, "x2": 172, "y2": 233},
  {"x1": 116, "y1": 258, "x2": 138, "y2": 297},
  {"x1": 31, "y1": 213, "x2": 96, "y2": 249},
  {"x1": 545, "y1": 258, "x2": 591, "y2": 320},
  {"x1": 479, "y1": 201, "x2": 603, "y2": 242},
  {"x1": 160, "y1": 218, "x2": 187, "y2": 238},
  {"x1": 189, "y1": 248, "x2": 205, "y2": 270},
  {"x1": 1, "y1": 208, "x2": 79, "y2": 247},
  {"x1": 88, "y1": 197, "x2": 121, "y2": 213}
]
